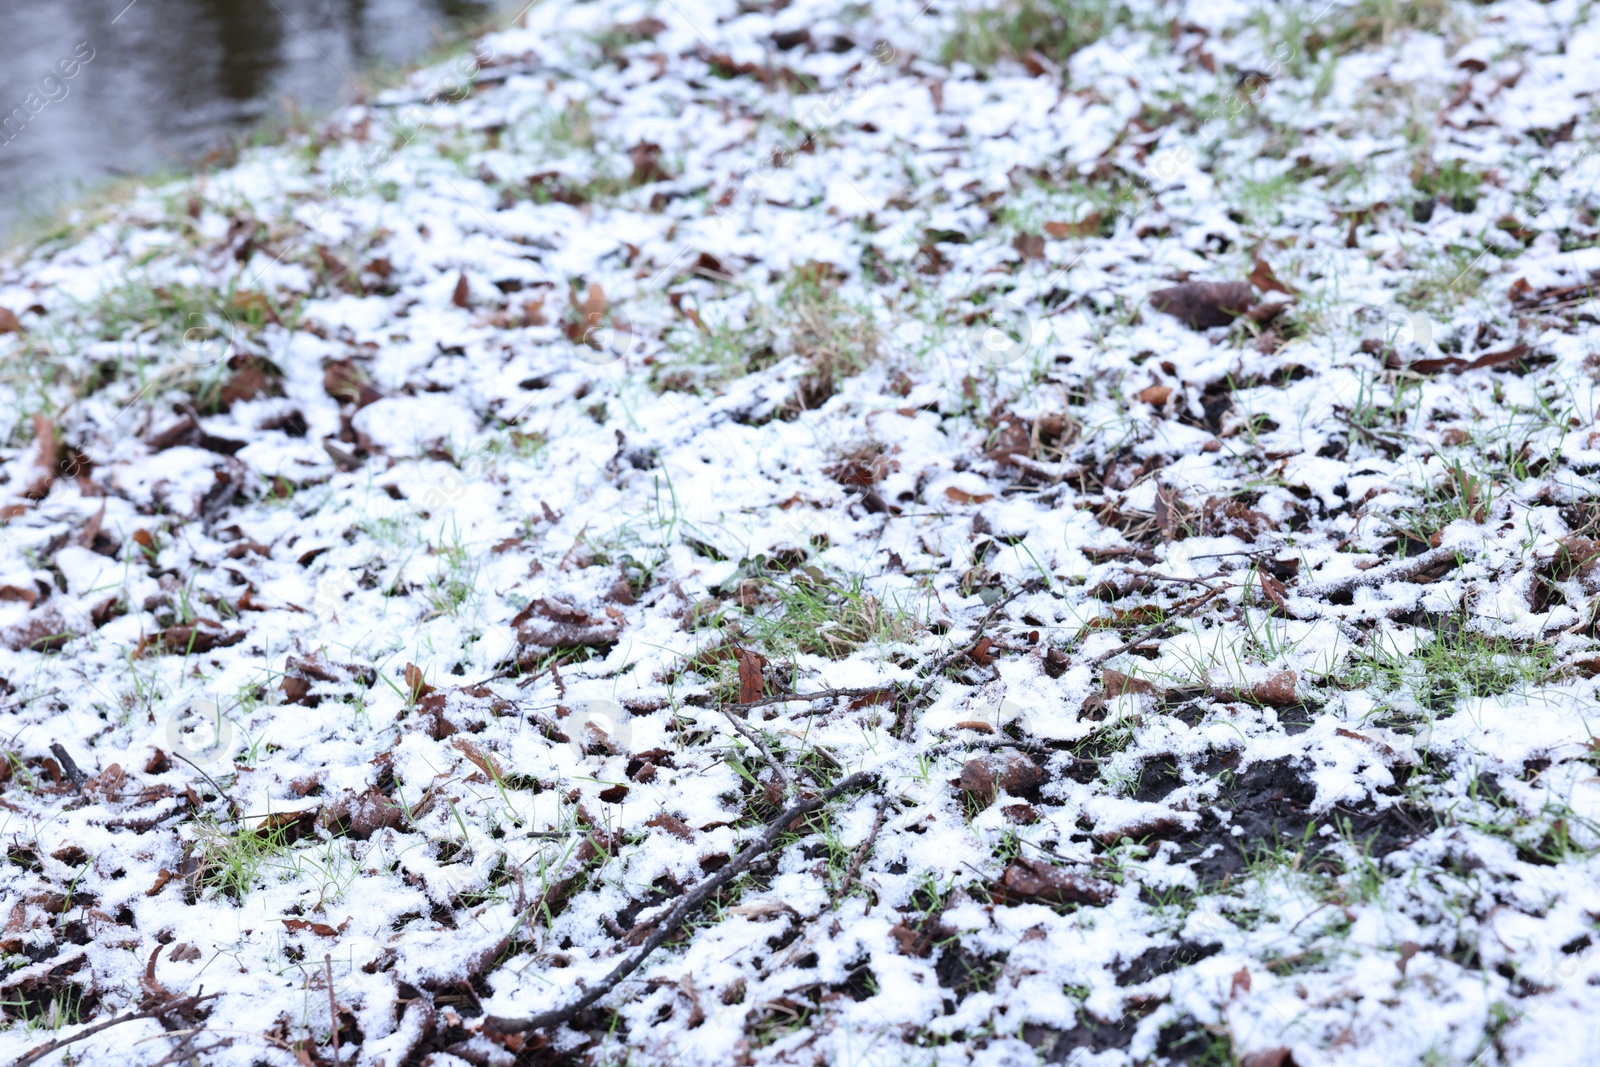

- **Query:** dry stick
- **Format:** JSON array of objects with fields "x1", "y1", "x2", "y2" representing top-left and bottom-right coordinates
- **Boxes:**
[
  {"x1": 718, "y1": 707, "x2": 793, "y2": 795},
  {"x1": 1088, "y1": 586, "x2": 1228, "y2": 669},
  {"x1": 822, "y1": 794, "x2": 890, "y2": 913},
  {"x1": 728, "y1": 686, "x2": 891, "y2": 712},
  {"x1": 484, "y1": 771, "x2": 877, "y2": 1034},
  {"x1": 324, "y1": 954, "x2": 340, "y2": 1067},
  {"x1": 16, "y1": 992, "x2": 220, "y2": 1067},
  {"x1": 1296, "y1": 544, "x2": 1466, "y2": 601}
]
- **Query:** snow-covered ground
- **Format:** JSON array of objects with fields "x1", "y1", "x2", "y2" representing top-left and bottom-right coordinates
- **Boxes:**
[{"x1": 3, "y1": 0, "x2": 1600, "y2": 1062}]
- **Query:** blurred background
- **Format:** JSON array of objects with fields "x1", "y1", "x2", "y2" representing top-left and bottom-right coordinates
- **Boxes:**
[{"x1": 0, "y1": 0, "x2": 511, "y2": 238}]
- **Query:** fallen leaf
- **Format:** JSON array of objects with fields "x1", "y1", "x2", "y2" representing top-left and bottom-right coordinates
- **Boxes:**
[
  {"x1": 1230, "y1": 966, "x2": 1252, "y2": 997},
  {"x1": 452, "y1": 271, "x2": 472, "y2": 308},
  {"x1": 1248, "y1": 670, "x2": 1298, "y2": 707},
  {"x1": 957, "y1": 753, "x2": 1041, "y2": 807},
  {"x1": 452, "y1": 737, "x2": 505, "y2": 780},
  {"x1": 1043, "y1": 214, "x2": 1101, "y2": 239},
  {"x1": 1150, "y1": 281, "x2": 1258, "y2": 330},
  {"x1": 281, "y1": 917, "x2": 349, "y2": 938},
  {"x1": 1248, "y1": 254, "x2": 1297, "y2": 295},
  {"x1": 513, "y1": 597, "x2": 624, "y2": 650},
  {"x1": 1240, "y1": 1051, "x2": 1298, "y2": 1067},
  {"x1": 0, "y1": 307, "x2": 21, "y2": 334},
  {"x1": 992, "y1": 857, "x2": 1112, "y2": 906},
  {"x1": 1012, "y1": 233, "x2": 1045, "y2": 260},
  {"x1": 944, "y1": 485, "x2": 994, "y2": 505},
  {"x1": 646, "y1": 813, "x2": 694, "y2": 840},
  {"x1": 1103, "y1": 667, "x2": 1161, "y2": 698},
  {"x1": 1404, "y1": 343, "x2": 1531, "y2": 375},
  {"x1": 735, "y1": 647, "x2": 766, "y2": 703},
  {"x1": 1137, "y1": 384, "x2": 1173, "y2": 406}
]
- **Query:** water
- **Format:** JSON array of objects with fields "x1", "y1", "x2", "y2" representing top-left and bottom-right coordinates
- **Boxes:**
[{"x1": 0, "y1": 0, "x2": 507, "y2": 239}]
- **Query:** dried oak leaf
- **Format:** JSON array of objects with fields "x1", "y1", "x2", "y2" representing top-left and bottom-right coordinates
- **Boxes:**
[
  {"x1": 957, "y1": 753, "x2": 1042, "y2": 807},
  {"x1": 735, "y1": 647, "x2": 767, "y2": 703},
  {"x1": 1043, "y1": 215, "x2": 1100, "y2": 239},
  {"x1": 323, "y1": 360, "x2": 382, "y2": 408},
  {"x1": 0, "y1": 307, "x2": 22, "y2": 334},
  {"x1": 145, "y1": 619, "x2": 244, "y2": 656},
  {"x1": 2, "y1": 606, "x2": 72, "y2": 653},
  {"x1": 992, "y1": 857, "x2": 1112, "y2": 907},
  {"x1": 1248, "y1": 254, "x2": 1298, "y2": 296},
  {"x1": 326, "y1": 788, "x2": 405, "y2": 840},
  {"x1": 1103, "y1": 668, "x2": 1161, "y2": 698},
  {"x1": 1150, "y1": 281, "x2": 1257, "y2": 330},
  {"x1": 282, "y1": 917, "x2": 349, "y2": 938},
  {"x1": 514, "y1": 596, "x2": 623, "y2": 649},
  {"x1": 646, "y1": 813, "x2": 695, "y2": 841},
  {"x1": 1240, "y1": 1051, "x2": 1299, "y2": 1067}
]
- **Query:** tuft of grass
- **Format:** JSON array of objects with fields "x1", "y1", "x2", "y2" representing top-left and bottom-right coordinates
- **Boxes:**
[
  {"x1": 653, "y1": 265, "x2": 879, "y2": 405},
  {"x1": 1345, "y1": 622, "x2": 1555, "y2": 716},
  {"x1": 1318, "y1": 0, "x2": 1460, "y2": 53},
  {"x1": 941, "y1": 0, "x2": 1122, "y2": 70}
]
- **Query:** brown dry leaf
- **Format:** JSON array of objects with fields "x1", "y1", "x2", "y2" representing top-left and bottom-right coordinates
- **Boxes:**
[
  {"x1": 1103, "y1": 667, "x2": 1161, "y2": 698},
  {"x1": 1405, "y1": 343, "x2": 1530, "y2": 375},
  {"x1": 957, "y1": 753, "x2": 1041, "y2": 807},
  {"x1": 1150, "y1": 281, "x2": 1257, "y2": 330},
  {"x1": 646, "y1": 813, "x2": 694, "y2": 840},
  {"x1": 992, "y1": 857, "x2": 1112, "y2": 907},
  {"x1": 1240, "y1": 1051, "x2": 1298, "y2": 1067},
  {"x1": 328, "y1": 788, "x2": 405, "y2": 840},
  {"x1": 735, "y1": 647, "x2": 767, "y2": 703},
  {"x1": 452, "y1": 737, "x2": 505, "y2": 781},
  {"x1": 1248, "y1": 254, "x2": 1298, "y2": 296},
  {"x1": 513, "y1": 596, "x2": 624, "y2": 650},
  {"x1": 944, "y1": 486, "x2": 994, "y2": 505},
  {"x1": 0, "y1": 307, "x2": 21, "y2": 334},
  {"x1": 323, "y1": 360, "x2": 382, "y2": 408},
  {"x1": 404, "y1": 662, "x2": 434, "y2": 701},
  {"x1": 1012, "y1": 233, "x2": 1045, "y2": 260},
  {"x1": 1137, "y1": 384, "x2": 1173, "y2": 407},
  {"x1": 1258, "y1": 573, "x2": 1289, "y2": 613},
  {"x1": 452, "y1": 271, "x2": 472, "y2": 309},
  {"x1": 0, "y1": 585, "x2": 37, "y2": 606},
  {"x1": 281, "y1": 917, "x2": 349, "y2": 938},
  {"x1": 1043, "y1": 215, "x2": 1100, "y2": 239},
  {"x1": 145, "y1": 619, "x2": 245, "y2": 656},
  {"x1": 1230, "y1": 966, "x2": 1252, "y2": 998},
  {"x1": 1248, "y1": 670, "x2": 1298, "y2": 707}
]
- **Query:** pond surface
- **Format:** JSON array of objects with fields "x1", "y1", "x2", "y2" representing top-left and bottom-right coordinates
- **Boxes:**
[{"x1": 0, "y1": 0, "x2": 508, "y2": 239}]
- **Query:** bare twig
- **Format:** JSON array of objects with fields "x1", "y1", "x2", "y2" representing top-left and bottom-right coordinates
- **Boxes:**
[
  {"x1": 48, "y1": 742, "x2": 87, "y2": 789},
  {"x1": 1297, "y1": 545, "x2": 1466, "y2": 601},
  {"x1": 727, "y1": 686, "x2": 891, "y2": 712},
  {"x1": 718, "y1": 707, "x2": 793, "y2": 795},
  {"x1": 324, "y1": 954, "x2": 340, "y2": 1067},
  {"x1": 1088, "y1": 587, "x2": 1228, "y2": 668},
  {"x1": 824, "y1": 794, "x2": 890, "y2": 912},
  {"x1": 16, "y1": 992, "x2": 221, "y2": 1067},
  {"x1": 484, "y1": 771, "x2": 878, "y2": 1034}
]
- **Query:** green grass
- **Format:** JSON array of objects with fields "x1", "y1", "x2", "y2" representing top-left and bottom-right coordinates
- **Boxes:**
[
  {"x1": 941, "y1": 0, "x2": 1123, "y2": 70},
  {"x1": 652, "y1": 266, "x2": 879, "y2": 403},
  {"x1": 1344, "y1": 623, "x2": 1555, "y2": 717}
]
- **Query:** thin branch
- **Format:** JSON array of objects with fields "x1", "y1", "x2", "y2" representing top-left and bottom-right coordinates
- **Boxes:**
[
  {"x1": 1296, "y1": 545, "x2": 1466, "y2": 601},
  {"x1": 718, "y1": 707, "x2": 793, "y2": 796},
  {"x1": 822, "y1": 794, "x2": 890, "y2": 912},
  {"x1": 484, "y1": 771, "x2": 878, "y2": 1034},
  {"x1": 324, "y1": 954, "x2": 341, "y2": 1067},
  {"x1": 16, "y1": 992, "x2": 221, "y2": 1067},
  {"x1": 726, "y1": 686, "x2": 891, "y2": 712},
  {"x1": 1088, "y1": 587, "x2": 1228, "y2": 668}
]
